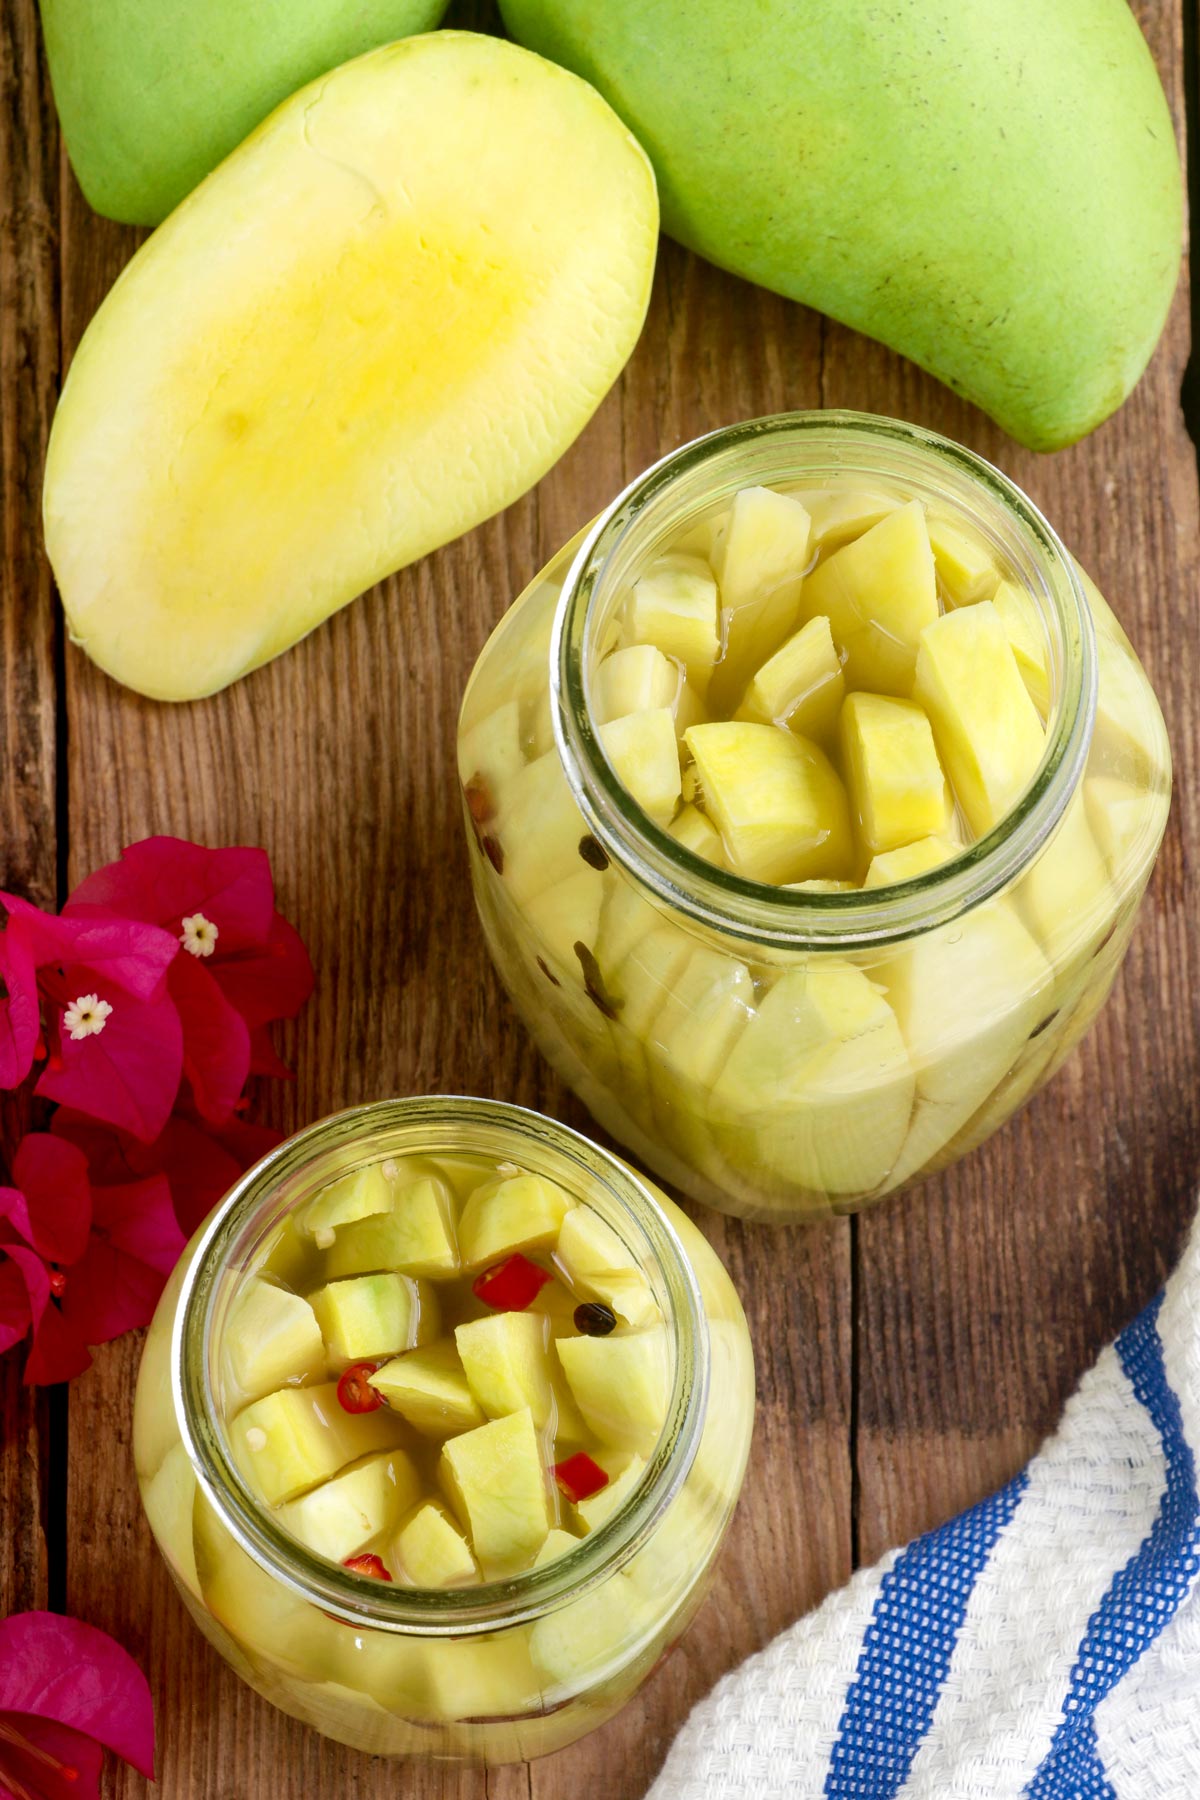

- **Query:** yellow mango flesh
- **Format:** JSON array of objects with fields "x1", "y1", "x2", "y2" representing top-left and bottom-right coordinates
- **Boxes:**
[
  {"x1": 734, "y1": 612, "x2": 844, "y2": 743},
  {"x1": 44, "y1": 33, "x2": 658, "y2": 700},
  {"x1": 799, "y1": 500, "x2": 938, "y2": 695},
  {"x1": 710, "y1": 963, "x2": 915, "y2": 1197},
  {"x1": 684, "y1": 720, "x2": 853, "y2": 884},
  {"x1": 913, "y1": 602, "x2": 1046, "y2": 836},
  {"x1": 838, "y1": 691, "x2": 949, "y2": 857}
]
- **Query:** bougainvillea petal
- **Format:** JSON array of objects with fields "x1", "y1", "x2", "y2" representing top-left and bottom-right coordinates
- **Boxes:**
[
  {"x1": 67, "y1": 838, "x2": 274, "y2": 953},
  {"x1": 59, "y1": 1176, "x2": 184, "y2": 1346},
  {"x1": 4, "y1": 892, "x2": 178, "y2": 1001},
  {"x1": 212, "y1": 913, "x2": 315, "y2": 1027},
  {"x1": 246, "y1": 1023, "x2": 293, "y2": 1080},
  {"x1": 0, "y1": 916, "x2": 41, "y2": 1089},
  {"x1": 4, "y1": 1242, "x2": 92, "y2": 1386},
  {"x1": 211, "y1": 1114, "x2": 283, "y2": 1169},
  {"x1": 0, "y1": 1135, "x2": 93, "y2": 1266},
  {"x1": 0, "y1": 1712, "x2": 103, "y2": 1800},
  {"x1": 168, "y1": 954, "x2": 251, "y2": 1125},
  {"x1": 36, "y1": 970, "x2": 182, "y2": 1143},
  {"x1": 51, "y1": 1109, "x2": 278, "y2": 1238},
  {"x1": 0, "y1": 1258, "x2": 31, "y2": 1355},
  {"x1": 0, "y1": 1611, "x2": 155, "y2": 1779}
]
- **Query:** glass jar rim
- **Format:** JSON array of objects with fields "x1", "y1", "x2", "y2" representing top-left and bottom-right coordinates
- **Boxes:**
[
  {"x1": 551, "y1": 410, "x2": 1098, "y2": 951},
  {"x1": 171, "y1": 1095, "x2": 710, "y2": 1636}
]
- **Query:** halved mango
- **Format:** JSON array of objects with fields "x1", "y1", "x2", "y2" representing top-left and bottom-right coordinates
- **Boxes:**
[{"x1": 44, "y1": 33, "x2": 658, "y2": 700}]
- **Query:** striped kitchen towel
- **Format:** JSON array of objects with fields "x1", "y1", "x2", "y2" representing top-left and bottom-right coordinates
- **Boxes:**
[{"x1": 650, "y1": 1214, "x2": 1200, "y2": 1800}]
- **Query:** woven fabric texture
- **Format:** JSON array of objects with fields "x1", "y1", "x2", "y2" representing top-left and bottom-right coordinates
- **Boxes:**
[{"x1": 649, "y1": 1216, "x2": 1200, "y2": 1800}]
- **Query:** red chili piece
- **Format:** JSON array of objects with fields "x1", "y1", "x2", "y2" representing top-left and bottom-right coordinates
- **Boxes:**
[
  {"x1": 553, "y1": 1452, "x2": 610, "y2": 1506},
  {"x1": 336, "y1": 1361, "x2": 383, "y2": 1414},
  {"x1": 343, "y1": 1553, "x2": 392, "y2": 1582},
  {"x1": 471, "y1": 1253, "x2": 553, "y2": 1312}
]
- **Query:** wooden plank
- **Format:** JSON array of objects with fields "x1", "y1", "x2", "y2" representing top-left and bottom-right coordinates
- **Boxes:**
[
  {"x1": 56, "y1": 175, "x2": 851, "y2": 1800},
  {"x1": 0, "y1": 0, "x2": 60, "y2": 1620},
  {"x1": 37, "y1": 11, "x2": 1194, "y2": 1800},
  {"x1": 828, "y1": 0, "x2": 1200, "y2": 1566}
]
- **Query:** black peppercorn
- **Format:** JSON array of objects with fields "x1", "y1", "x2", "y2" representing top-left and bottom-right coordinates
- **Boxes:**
[{"x1": 573, "y1": 1301, "x2": 617, "y2": 1336}]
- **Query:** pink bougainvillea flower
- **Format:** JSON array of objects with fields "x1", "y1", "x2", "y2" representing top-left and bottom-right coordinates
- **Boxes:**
[
  {"x1": 0, "y1": 892, "x2": 179, "y2": 1100},
  {"x1": 53, "y1": 1107, "x2": 282, "y2": 1238},
  {"x1": 167, "y1": 950, "x2": 250, "y2": 1126},
  {"x1": 0, "y1": 1136, "x2": 92, "y2": 1268},
  {"x1": 0, "y1": 1133, "x2": 185, "y2": 1385},
  {"x1": 0, "y1": 918, "x2": 39, "y2": 1090},
  {"x1": 0, "y1": 1609, "x2": 154, "y2": 1800},
  {"x1": 65, "y1": 838, "x2": 313, "y2": 1118},
  {"x1": 35, "y1": 965, "x2": 182, "y2": 1145},
  {"x1": 0, "y1": 1239, "x2": 91, "y2": 1387},
  {"x1": 57, "y1": 1174, "x2": 184, "y2": 1349},
  {"x1": 209, "y1": 911, "x2": 314, "y2": 1032},
  {"x1": 3, "y1": 893, "x2": 178, "y2": 1004},
  {"x1": 67, "y1": 836, "x2": 275, "y2": 953}
]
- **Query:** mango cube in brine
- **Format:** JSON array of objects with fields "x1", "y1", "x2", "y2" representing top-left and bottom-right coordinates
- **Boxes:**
[
  {"x1": 625, "y1": 555, "x2": 720, "y2": 689},
  {"x1": 734, "y1": 613, "x2": 844, "y2": 744},
  {"x1": 799, "y1": 501, "x2": 938, "y2": 695},
  {"x1": 913, "y1": 602, "x2": 1046, "y2": 837},
  {"x1": 839, "y1": 691, "x2": 948, "y2": 857},
  {"x1": 684, "y1": 721, "x2": 852, "y2": 885},
  {"x1": 710, "y1": 485, "x2": 811, "y2": 705}
]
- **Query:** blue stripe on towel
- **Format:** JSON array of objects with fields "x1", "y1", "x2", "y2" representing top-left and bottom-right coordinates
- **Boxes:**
[
  {"x1": 824, "y1": 1468, "x2": 1028, "y2": 1798},
  {"x1": 1025, "y1": 1295, "x2": 1200, "y2": 1799}
]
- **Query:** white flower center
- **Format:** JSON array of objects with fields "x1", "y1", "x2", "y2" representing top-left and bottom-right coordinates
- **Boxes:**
[
  {"x1": 63, "y1": 993, "x2": 113, "y2": 1041},
  {"x1": 181, "y1": 912, "x2": 219, "y2": 958}
]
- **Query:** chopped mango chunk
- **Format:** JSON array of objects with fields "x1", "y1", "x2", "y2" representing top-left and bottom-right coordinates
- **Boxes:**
[
  {"x1": 458, "y1": 1172, "x2": 573, "y2": 1267},
  {"x1": 799, "y1": 501, "x2": 938, "y2": 694},
  {"x1": 439, "y1": 1408, "x2": 550, "y2": 1576},
  {"x1": 455, "y1": 1312, "x2": 556, "y2": 1429},
  {"x1": 927, "y1": 516, "x2": 1001, "y2": 606},
  {"x1": 864, "y1": 834, "x2": 960, "y2": 887},
  {"x1": 370, "y1": 1342, "x2": 486, "y2": 1438},
  {"x1": 710, "y1": 485, "x2": 811, "y2": 703},
  {"x1": 592, "y1": 643, "x2": 679, "y2": 724},
  {"x1": 710, "y1": 964, "x2": 915, "y2": 1197},
  {"x1": 684, "y1": 721, "x2": 853, "y2": 885},
  {"x1": 838, "y1": 691, "x2": 948, "y2": 857},
  {"x1": 793, "y1": 485, "x2": 901, "y2": 551},
  {"x1": 625, "y1": 554, "x2": 720, "y2": 688},
  {"x1": 734, "y1": 613, "x2": 844, "y2": 743},
  {"x1": 991, "y1": 579, "x2": 1051, "y2": 718},
  {"x1": 599, "y1": 706, "x2": 682, "y2": 823},
  {"x1": 394, "y1": 1501, "x2": 480, "y2": 1588},
  {"x1": 309, "y1": 1273, "x2": 439, "y2": 1363},
  {"x1": 913, "y1": 602, "x2": 1046, "y2": 836}
]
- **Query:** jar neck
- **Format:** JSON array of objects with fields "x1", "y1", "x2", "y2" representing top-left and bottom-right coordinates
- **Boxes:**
[
  {"x1": 551, "y1": 411, "x2": 1097, "y2": 952},
  {"x1": 172, "y1": 1097, "x2": 709, "y2": 1633}
]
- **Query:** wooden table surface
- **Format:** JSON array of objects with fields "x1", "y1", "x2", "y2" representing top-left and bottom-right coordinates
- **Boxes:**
[{"x1": 2, "y1": 3, "x2": 1198, "y2": 1795}]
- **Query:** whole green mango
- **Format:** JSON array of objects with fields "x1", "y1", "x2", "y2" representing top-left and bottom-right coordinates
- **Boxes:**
[
  {"x1": 498, "y1": 0, "x2": 1182, "y2": 449},
  {"x1": 40, "y1": 0, "x2": 449, "y2": 225}
]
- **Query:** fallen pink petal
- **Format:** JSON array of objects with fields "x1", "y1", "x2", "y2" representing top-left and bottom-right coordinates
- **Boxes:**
[{"x1": 0, "y1": 1611, "x2": 154, "y2": 1800}]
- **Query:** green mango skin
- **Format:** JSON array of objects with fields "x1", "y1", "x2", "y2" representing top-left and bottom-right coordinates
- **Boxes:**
[
  {"x1": 498, "y1": 0, "x2": 1182, "y2": 450},
  {"x1": 40, "y1": 0, "x2": 449, "y2": 224}
]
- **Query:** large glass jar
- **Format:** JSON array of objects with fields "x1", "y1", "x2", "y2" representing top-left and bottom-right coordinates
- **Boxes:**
[
  {"x1": 133, "y1": 1097, "x2": 753, "y2": 1763},
  {"x1": 458, "y1": 413, "x2": 1171, "y2": 1223}
]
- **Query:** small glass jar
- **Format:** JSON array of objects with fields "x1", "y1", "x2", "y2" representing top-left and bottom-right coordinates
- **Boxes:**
[
  {"x1": 133, "y1": 1097, "x2": 753, "y2": 1764},
  {"x1": 458, "y1": 413, "x2": 1171, "y2": 1222}
]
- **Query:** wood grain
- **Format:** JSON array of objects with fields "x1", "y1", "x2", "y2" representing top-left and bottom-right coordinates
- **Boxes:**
[
  {"x1": 0, "y1": 2, "x2": 1192, "y2": 1796},
  {"x1": 835, "y1": 0, "x2": 1200, "y2": 1568},
  {"x1": 0, "y1": 0, "x2": 59, "y2": 1622}
]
